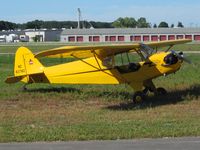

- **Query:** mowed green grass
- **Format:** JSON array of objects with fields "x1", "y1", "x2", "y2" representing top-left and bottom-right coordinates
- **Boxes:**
[
  {"x1": 0, "y1": 42, "x2": 199, "y2": 53},
  {"x1": 0, "y1": 44, "x2": 200, "y2": 142}
]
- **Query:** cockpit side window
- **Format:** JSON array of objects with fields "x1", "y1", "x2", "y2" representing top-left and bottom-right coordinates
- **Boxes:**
[
  {"x1": 112, "y1": 52, "x2": 141, "y2": 73},
  {"x1": 102, "y1": 57, "x2": 113, "y2": 67},
  {"x1": 114, "y1": 52, "x2": 141, "y2": 66}
]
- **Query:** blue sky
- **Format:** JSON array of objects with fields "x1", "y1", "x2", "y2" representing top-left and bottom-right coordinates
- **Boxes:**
[{"x1": 1, "y1": 0, "x2": 200, "y2": 27}]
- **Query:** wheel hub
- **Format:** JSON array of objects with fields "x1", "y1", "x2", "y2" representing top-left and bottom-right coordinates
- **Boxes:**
[{"x1": 135, "y1": 96, "x2": 142, "y2": 102}]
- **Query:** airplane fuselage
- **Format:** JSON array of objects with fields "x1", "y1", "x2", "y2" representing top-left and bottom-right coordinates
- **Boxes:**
[{"x1": 31, "y1": 51, "x2": 182, "y2": 92}]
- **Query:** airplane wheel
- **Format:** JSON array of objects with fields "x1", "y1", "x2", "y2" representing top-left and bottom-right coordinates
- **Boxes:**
[
  {"x1": 22, "y1": 86, "x2": 27, "y2": 91},
  {"x1": 156, "y1": 87, "x2": 167, "y2": 95},
  {"x1": 133, "y1": 91, "x2": 145, "y2": 103}
]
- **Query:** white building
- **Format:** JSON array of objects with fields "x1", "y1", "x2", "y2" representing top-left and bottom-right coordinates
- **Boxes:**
[
  {"x1": 0, "y1": 29, "x2": 62, "y2": 43},
  {"x1": 25, "y1": 30, "x2": 45, "y2": 42},
  {"x1": 6, "y1": 34, "x2": 18, "y2": 42},
  {"x1": 0, "y1": 35, "x2": 6, "y2": 42}
]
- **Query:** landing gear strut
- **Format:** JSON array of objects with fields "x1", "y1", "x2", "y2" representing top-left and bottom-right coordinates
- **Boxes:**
[
  {"x1": 132, "y1": 87, "x2": 167, "y2": 104},
  {"x1": 131, "y1": 80, "x2": 168, "y2": 104}
]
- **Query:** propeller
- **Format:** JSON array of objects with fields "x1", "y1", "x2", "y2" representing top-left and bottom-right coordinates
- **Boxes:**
[{"x1": 171, "y1": 50, "x2": 191, "y2": 64}]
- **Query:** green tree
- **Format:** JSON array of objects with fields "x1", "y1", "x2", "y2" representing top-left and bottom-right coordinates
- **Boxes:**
[
  {"x1": 88, "y1": 21, "x2": 113, "y2": 28},
  {"x1": 112, "y1": 17, "x2": 137, "y2": 28},
  {"x1": 153, "y1": 24, "x2": 157, "y2": 28},
  {"x1": 137, "y1": 17, "x2": 150, "y2": 28},
  {"x1": 158, "y1": 21, "x2": 169, "y2": 28},
  {"x1": 26, "y1": 20, "x2": 44, "y2": 29},
  {"x1": 0, "y1": 21, "x2": 17, "y2": 30},
  {"x1": 177, "y1": 22, "x2": 184, "y2": 28},
  {"x1": 171, "y1": 24, "x2": 174, "y2": 28}
]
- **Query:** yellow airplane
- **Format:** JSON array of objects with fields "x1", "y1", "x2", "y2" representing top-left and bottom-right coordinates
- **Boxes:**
[{"x1": 5, "y1": 39, "x2": 191, "y2": 103}]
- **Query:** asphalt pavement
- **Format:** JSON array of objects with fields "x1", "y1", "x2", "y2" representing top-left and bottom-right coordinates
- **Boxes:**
[{"x1": 0, "y1": 137, "x2": 200, "y2": 150}]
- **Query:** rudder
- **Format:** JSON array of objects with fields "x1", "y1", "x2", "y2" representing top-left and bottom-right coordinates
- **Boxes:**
[
  {"x1": 5, "y1": 47, "x2": 45, "y2": 84},
  {"x1": 14, "y1": 47, "x2": 44, "y2": 77}
]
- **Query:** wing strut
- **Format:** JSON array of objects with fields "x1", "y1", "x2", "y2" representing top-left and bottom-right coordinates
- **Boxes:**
[
  {"x1": 70, "y1": 54, "x2": 116, "y2": 78},
  {"x1": 91, "y1": 50, "x2": 102, "y2": 70},
  {"x1": 165, "y1": 45, "x2": 174, "y2": 52},
  {"x1": 71, "y1": 54, "x2": 100, "y2": 70}
]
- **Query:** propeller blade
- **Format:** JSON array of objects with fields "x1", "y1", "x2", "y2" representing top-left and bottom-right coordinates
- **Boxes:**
[
  {"x1": 171, "y1": 51, "x2": 191, "y2": 64},
  {"x1": 181, "y1": 56, "x2": 191, "y2": 64}
]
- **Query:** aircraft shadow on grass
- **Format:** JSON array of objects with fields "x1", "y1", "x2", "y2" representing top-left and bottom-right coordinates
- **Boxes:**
[
  {"x1": 106, "y1": 84, "x2": 200, "y2": 110},
  {"x1": 25, "y1": 86, "x2": 131, "y2": 100},
  {"x1": 25, "y1": 84, "x2": 200, "y2": 110},
  {"x1": 26, "y1": 87, "x2": 82, "y2": 94}
]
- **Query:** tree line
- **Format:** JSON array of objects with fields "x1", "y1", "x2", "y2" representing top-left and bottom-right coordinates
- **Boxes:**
[
  {"x1": 112, "y1": 17, "x2": 184, "y2": 28},
  {"x1": 0, "y1": 17, "x2": 184, "y2": 31},
  {"x1": 0, "y1": 20, "x2": 113, "y2": 30}
]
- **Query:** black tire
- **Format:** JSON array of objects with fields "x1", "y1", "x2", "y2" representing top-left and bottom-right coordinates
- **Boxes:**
[
  {"x1": 133, "y1": 91, "x2": 145, "y2": 103},
  {"x1": 22, "y1": 86, "x2": 28, "y2": 91},
  {"x1": 156, "y1": 87, "x2": 167, "y2": 95}
]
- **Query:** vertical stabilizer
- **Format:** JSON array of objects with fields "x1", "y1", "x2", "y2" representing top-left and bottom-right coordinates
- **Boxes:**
[
  {"x1": 14, "y1": 47, "x2": 44, "y2": 76},
  {"x1": 5, "y1": 47, "x2": 44, "y2": 84}
]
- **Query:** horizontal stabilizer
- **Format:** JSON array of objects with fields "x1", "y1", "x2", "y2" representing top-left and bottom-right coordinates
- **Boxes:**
[
  {"x1": 5, "y1": 72, "x2": 49, "y2": 84},
  {"x1": 5, "y1": 76, "x2": 26, "y2": 84}
]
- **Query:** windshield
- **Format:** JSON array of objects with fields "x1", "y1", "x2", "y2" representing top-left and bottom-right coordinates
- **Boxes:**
[{"x1": 140, "y1": 43, "x2": 157, "y2": 59}]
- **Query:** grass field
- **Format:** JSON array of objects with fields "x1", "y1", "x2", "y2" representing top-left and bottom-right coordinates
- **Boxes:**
[
  {"x1": 0, "y1": 43, "x2": 200, "y2": 142},
  {"x1": 0, "y1": 42, "x2": 200, "y2": 53}
]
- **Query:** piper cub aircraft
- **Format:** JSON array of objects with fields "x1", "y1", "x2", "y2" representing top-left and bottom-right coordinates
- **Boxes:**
[{"x1": 5, "y1": 39, "x2": 191, "y2": 103}]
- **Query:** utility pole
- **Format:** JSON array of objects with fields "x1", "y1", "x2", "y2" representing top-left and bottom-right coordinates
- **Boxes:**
[
  {"x1": 78, "y1": 8, "x2": 81, "y2": 29},
  {"x1": 77, "y1": 8, "x2": 85, "y2": 29}
]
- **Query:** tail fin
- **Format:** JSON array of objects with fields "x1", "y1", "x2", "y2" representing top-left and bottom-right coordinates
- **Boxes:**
[
  {"x1": 6, "y1": 47, "x2": 44, "y2": 84},
  {"x1": 14, "y1": 47, "x2": 43, "y2": 76}
]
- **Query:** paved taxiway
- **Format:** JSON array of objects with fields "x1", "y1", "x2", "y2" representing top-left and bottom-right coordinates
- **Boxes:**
[{"x1": 0, "y1": 137, "x2": 200, "y2": 150}]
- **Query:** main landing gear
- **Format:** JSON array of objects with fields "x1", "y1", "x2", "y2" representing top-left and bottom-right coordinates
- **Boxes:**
[
  {"x1": 132, "y1": 87, "x2": 167, "y2": 104},
  {"x1": 133, "y1": 91, "x2": 146, "y2": 103}
]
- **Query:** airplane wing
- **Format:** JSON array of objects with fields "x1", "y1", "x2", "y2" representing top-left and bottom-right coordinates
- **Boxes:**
[
  {"x1": 35, "y1": 39, "x2": 191, "y2": 59},
  {"x1": 35, "y1": 44, "x2": 141, "y2": 59},
  {"x1": 142, "y1": 39, "x2": 192, "y2": 49}
]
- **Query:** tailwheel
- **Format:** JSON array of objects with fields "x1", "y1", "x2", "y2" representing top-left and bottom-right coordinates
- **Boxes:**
[
  {"x1": 133, "y1": 91, "x2": 145, "y2": 104},
  {"x1": 156, "y1": 87, "x2": 167, "y2": 95},
  {"x1": 22, "y1": 84, "x2": 28, "y2": 91}
]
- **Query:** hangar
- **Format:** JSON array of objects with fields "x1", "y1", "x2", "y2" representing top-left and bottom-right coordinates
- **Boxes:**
[
  {"x1": 60, "y1": 28, "x2": 200, "y2": 43},
  {"x1": 25, "y1": 29, "x2": 62, "y2": 42}
]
